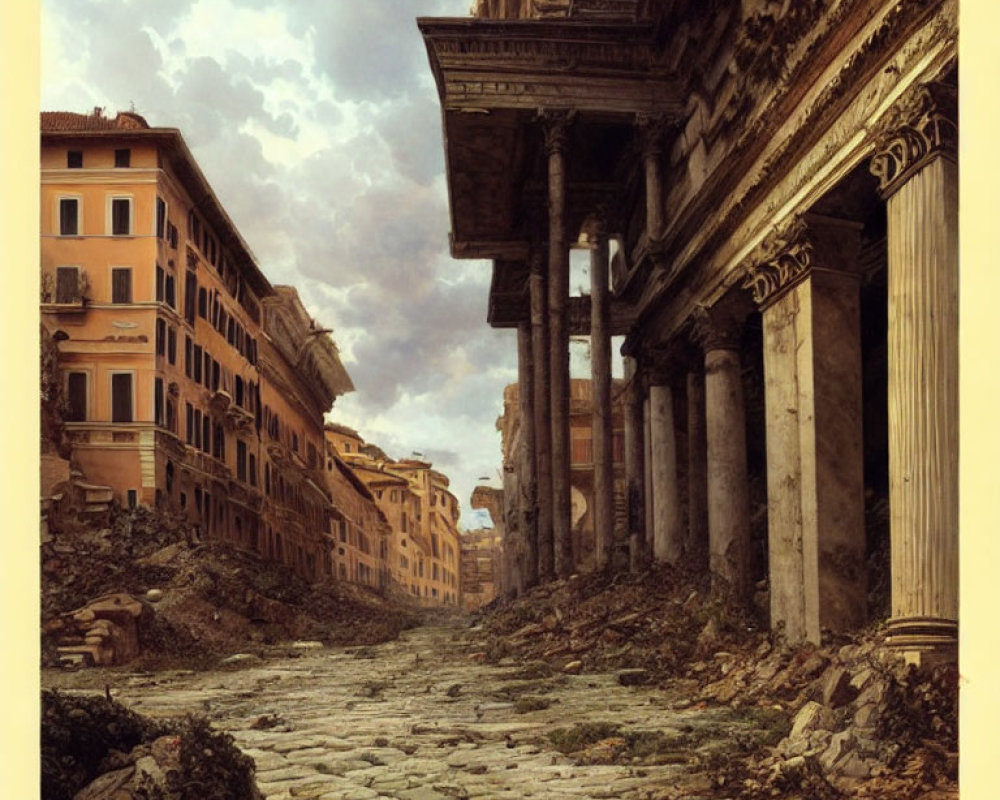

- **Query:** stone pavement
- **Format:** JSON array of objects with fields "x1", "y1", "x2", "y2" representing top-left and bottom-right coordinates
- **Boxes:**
[{"x1": 44, "y1": 623, "x2": 762, "y2": 800}]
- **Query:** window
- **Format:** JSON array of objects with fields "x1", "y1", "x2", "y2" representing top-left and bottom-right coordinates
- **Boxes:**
[
  {"x1": 67, "y1": 150, "x2": 83, "y2": 168},
  {"x1": 110, "y1": 198, "x2": 131, "y2": 235},
  {"x1": 165, "y1": 274, "x2": 176, "y2": 308},
  {"x1": 213, "y1": 423, "x2": 225, "y2": 460},
  {"x1": 166, "y1": 399, "x2": 175, "y2": 432},
  {"x1": 156, "y1": 266, "x2": 164, "y2": 302},
  {"x1": 55, "y1": 267, "x2": 80, "y2": 303},
  {"x1": 111, "y1": 373, "x2": 133, "y2": 423},
  {"x1": 114, "y1": 148, "x2": 131, "y2": 168},
  {"x1": 249, "y1": 454, "x2": 257, "y2": 487},
  {"x1": 111, "y1": 268, "x2": 132, "y2": 303},
  {"x1": 168, "y1": 221, "x2": 178, "y2": 249},
  {"x1": 59, "y1": 198, "x2": 79, "y2": 236},
  {"x1": 202, "y1": 415, "x2": 211, "y2": 454},
  {"x1": 193, "y1": 345, "x2": 202, "y2": 383},
  {"x1": 193, "y1": 409, "x2": 202, "y2": 448},
  {"x1": 66, "y1": 372, "x2": 87, "y2": 421},
  {"x1": 184, "y1": 272, "x2": 197, "y2": 323},
  {"x1": 186, "y1": 403, "x2": 194, "y2": 445},
  {"x1": 127, "y1": 489, "x2": 138, "y2": 509},
  {"x1": 203, "y1": 351, "x2": 211, "y2": 388},
  {"x1": 154, "y1": 378, "x2": 164, "y2": 426},
  {"x1": 156, "y1": 197, "x2": 166, "y2": 239},
  {"x1": 184, "y1": 336, "x2": 192, "y2": 378},
  {"x1": 156, "y1": 319, "x2": 166, "y2": 356},
  {"x1": 167, "y1": 328, "x2": 177, "y2": 365},
  {"x1": 237, "y1": 441, "x2": 247, "y2": 482},
  {"x1": 198, "y1": 287, "x2": 207, "y2": 319}
]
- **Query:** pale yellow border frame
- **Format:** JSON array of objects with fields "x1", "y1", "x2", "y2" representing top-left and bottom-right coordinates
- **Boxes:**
[{"x1": 4, "y1": 1, "x2": 998, "y2": 798}]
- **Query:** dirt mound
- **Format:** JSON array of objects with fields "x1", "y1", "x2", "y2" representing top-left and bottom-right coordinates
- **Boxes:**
[
  {"x1": 472, "y1": 564, "x2": 958, "y2": 799},
  {"x1": 42, "y1": 503, "x2": 419, "y2": 667},
  {"x1": 41, "y1": 689, "x2": 262, "y2": 800}
]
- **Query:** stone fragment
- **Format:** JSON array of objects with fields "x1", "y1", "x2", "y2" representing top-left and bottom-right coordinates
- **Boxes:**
[
  {"x1": 563, "y1": 660, "x2": 583, "y2": 674},
  {"x1": 820, "y1": 729, "x2": 856, "y2": 771},
  {"x1": 616, "y1": 668, "x2": 648, "y2": 686},
  {"x1": 820, "y1": 666, "x2": 857, "y2": 708},
  {"x1": 145, "y1": 588, "x2": 163, "y2": 603},
  {"x1": 789, "y1": 701, "x2": 835, "y2": 741}
]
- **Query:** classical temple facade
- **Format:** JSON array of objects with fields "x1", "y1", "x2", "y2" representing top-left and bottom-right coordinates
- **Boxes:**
[{"x1": 420, "y1": 0, "x2": 958, "y2": 662}]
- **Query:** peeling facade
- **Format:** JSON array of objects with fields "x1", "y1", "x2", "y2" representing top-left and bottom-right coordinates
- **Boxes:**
[
  {"x1": 41, "y1": 110, "x2": 353, "y2": 584},
  {"x1": 421, "y1": 0, "x2": 958, "y2": 663}
]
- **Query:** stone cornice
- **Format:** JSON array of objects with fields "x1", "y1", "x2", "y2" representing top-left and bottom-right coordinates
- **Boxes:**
[{"x1": 870, "y1": 81, "x2": 957, "y2": 199}]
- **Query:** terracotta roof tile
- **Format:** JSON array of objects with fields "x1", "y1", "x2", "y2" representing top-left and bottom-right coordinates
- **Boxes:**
[{"x1": 41, "y1": 109, "x2": 151, "y2": 132}]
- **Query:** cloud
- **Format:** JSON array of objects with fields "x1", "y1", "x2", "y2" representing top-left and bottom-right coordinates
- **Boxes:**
[{"x1": 41, "y1": 0, "x2": 514, "y2": 527}]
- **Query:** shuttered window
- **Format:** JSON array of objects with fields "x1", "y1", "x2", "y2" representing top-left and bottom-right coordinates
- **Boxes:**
[
  {"x1": 66, "y1": 372, "x2": 87, "y2": 421},
  {"x1": 154, "y1": 378, "x2": 164, "y2": 426},
  {"x1": 111, "y1": 198, "x2": 131, "y2": 235},
  {"x1": 114, "y1": 149, "x2": 131, "y2": 168},
  {"x1": 112, "y1": 268, "x2": 132, "y2": 303},
  {"x1": 55, "y1": 267, "x2": 80, "y2": 303},
  {"x1": 111, "y1": 373, "x2": 133, "y2": 423},
  {"x1": 59, "y1": 198, "x2": 79, "y2": 235}
]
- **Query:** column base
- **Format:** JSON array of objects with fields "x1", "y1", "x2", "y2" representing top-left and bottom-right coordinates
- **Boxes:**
[{"x1": 885, "y1": 616, "x2": 958, "y2": 666}]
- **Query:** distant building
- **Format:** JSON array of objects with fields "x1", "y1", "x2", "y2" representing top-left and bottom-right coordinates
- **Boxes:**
[
  {"x1": 40, "y1": 109, "x2": 353, "y2": 583},
  {"x1": 497, "y1": 378, "x2": 625, "y2": 589},
  {"x1": 324, "y1": 424, "x2": 462, "y2": 606}
]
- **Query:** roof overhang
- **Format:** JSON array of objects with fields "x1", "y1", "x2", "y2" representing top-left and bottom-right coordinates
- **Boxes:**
[{"x1": 418, "y1": 17, "x2": 685, "y2": 259}]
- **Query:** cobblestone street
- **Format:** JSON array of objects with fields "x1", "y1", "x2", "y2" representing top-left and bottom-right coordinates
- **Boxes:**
[{"x1": 44, "y1": 621, "x2": 764, "y2": 800}]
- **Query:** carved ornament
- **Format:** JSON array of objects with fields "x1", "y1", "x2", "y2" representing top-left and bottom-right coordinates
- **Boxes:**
[
  {"x1": 870, "y1": 82, "x2": 957, "y2": 199},
  {"x1": 689, "y1": 291, "x2": 751, "y2": 352},
  {"x1": 740, "y1": 215, "x2": 812, "y2": 308},
  {"x1": 636, "y1": 112, "x2": 670, "y2": 159},
  {"x1": 539, "y1": 109, "x2": 573, "y2": 155}
]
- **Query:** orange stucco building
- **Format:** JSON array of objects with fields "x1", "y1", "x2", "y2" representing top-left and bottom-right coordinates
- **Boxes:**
[
  {"x1": 324, "y1": 424, "x2": 462, "y2": 606},
  {"x1": 41, "y1": 110, "x2": 353, "y2": 583}
]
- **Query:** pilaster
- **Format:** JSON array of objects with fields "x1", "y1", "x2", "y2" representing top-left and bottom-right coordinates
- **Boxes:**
[{"x1": 743, "y1": 213, "x2": 867, "y2": 643}]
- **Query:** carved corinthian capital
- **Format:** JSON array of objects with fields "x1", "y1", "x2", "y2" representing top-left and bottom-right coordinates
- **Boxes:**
[
  {"x1": 870, "y1": 82, "x2": 957, "y2": 199},
  {"x1": 741, "y1": 215, "x2": 812, "y2": 308},
  {"x1": 741, "y1": 213, "x2": 864, "y2": 308},
  {"x1": 539, "y1": 109, "x2": 573, "y2": 155}
]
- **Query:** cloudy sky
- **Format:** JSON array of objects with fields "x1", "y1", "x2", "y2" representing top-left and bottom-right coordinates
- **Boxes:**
[{"x1": 40, "y1": 0, "x2": 618, "y2": 528}]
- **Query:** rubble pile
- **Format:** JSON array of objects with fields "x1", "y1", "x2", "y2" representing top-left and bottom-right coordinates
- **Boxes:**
[
  {"x1": 41, "y1": 690, "x2": 261, "y2": 800},
  {"x1": 475, "y1": 564, "x2": 958, "y2": 799},
  {"x1": 42, "y1": 502, "x2": 419, "y2": 667}
]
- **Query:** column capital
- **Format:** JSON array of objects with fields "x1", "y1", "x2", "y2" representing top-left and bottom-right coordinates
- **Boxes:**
[
  {"x1": 690, "y1": 291, "x2": 752, "y2": 352},
  {"x1": 741, "y1": 213, "x2": 864, "y2": 309},
  {"x1": 870, "y1": 81, "x2": 957, "y2": 199},
  {"x1": 539, "y1": 109, "x2": 574, "y2": 156},
  {"x1": 636, "y1": 112, "x2": 670, "y2": 158}
]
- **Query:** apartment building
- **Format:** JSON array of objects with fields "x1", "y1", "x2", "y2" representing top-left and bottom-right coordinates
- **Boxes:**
[
  {"x1": 324, "y1": 425, "x2": 462, "y2": 606},
  {"x1": 41, "y1": 109, "x2": 353, "y2": 583}
]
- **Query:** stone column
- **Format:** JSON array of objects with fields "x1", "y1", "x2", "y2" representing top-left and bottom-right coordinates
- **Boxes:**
[
  {"x1": 543, "y1": 111, "x2": 573, "y2": 579},
  {"x1": 590, "y1": 234, "x2": 614, "y2": 571},
  {"x1": 871, "y1": 83, "x2": 958, "y2": 663},
  {"x1": 694, "y1": 298, "x2": 752, "y2": 601},
  {"x1": 517, "y1": 320, "x2": 539, "y2": 589},
  {"x1": 649, "y1": 378, "x2": 683, "y2": 564},
  {"x1": 623, "y1": 355, "x2": 648, "y2": 572},
  {"x1": 743, "y1": 214, "x2": 866, "y2": 644},
  {"x1": 686, "y1": 366, "x2": 708, "y2": 569},
  {"x1": 530, "y1": 249, "x2": 554, "y2": 581},
  {"x1": 638, "y1": 114, "x2": 666, "y2": 240},
  {"x1": 643, "y1": 390, "x2": 654, "y2": 564}
]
